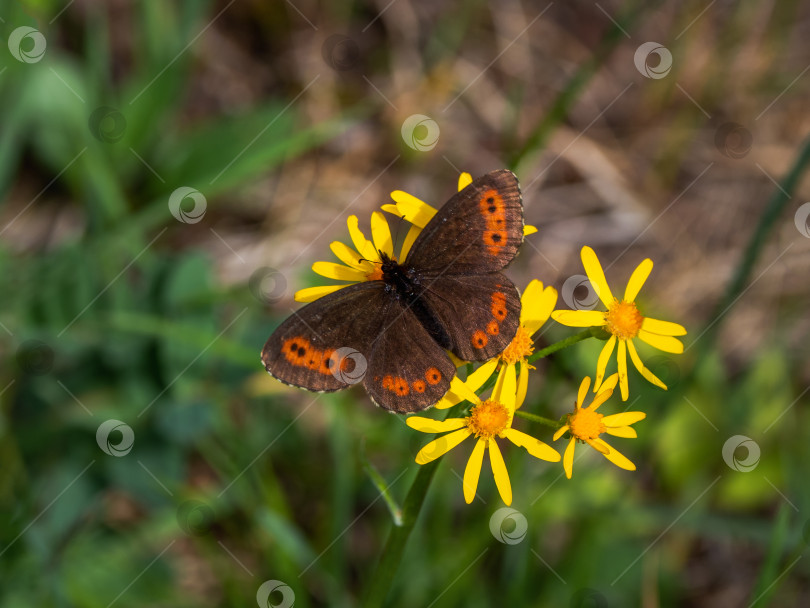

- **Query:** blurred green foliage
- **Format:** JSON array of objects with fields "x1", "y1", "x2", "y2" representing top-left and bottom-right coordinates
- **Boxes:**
[{"x1": 2, "y1": 1, "x2": 809, "y2": 607}]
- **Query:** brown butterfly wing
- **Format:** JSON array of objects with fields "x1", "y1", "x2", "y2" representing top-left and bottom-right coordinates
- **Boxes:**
[
  {"x1": 404, "y1": 169, "x2": 524, "y2": 274},
  {"x1": 261, "y1": 282, "x2": 388, "y2": 392},
  {"x1": 261, "y1": 280, "x2": 454, "y2": 413},
  {"x1": 415, "y1": 273, "x2": 522, "y2": 361},
  {"x1": 364, "y1": 303, "x2": 455, "y2": 413}
]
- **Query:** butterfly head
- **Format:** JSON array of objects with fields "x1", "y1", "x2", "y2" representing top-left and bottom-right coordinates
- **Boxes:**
[{"x1": 379, "y1": 250, "x2": 398, "y2": 272}]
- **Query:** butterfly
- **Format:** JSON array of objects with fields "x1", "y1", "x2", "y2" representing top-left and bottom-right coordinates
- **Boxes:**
[{"x1": 261, "y1": 169, "x2": 525, "y2": 414}]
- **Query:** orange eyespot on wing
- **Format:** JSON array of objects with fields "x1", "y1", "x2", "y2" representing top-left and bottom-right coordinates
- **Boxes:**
[
  {"x1": 403, "y1": 169, "x2": 523, "y2": 274},
  {"x1": 263, "y1": 170, "x2": 525, "y2": 414},
  {"x1": 479, "y1": 189, "x2": 510, "y2": 256},
  {"x1": 491, "y1": 292, "x2": 508, "y2": 321},
  {"x1": 483, "y1": 230, "x2": 508, "y2": 256},
  {"x1": 426, "y1": 368, "x2": 442, "y2": 385},
  {"x1": 472, "y1": 330, "x2": 488, "y2": 349},
  {"x1": 393, "y1": 377, "x2": 409, "y2": 396},
  {"x1": 408, "y1": 274, "x2": 520, "y2": 362}
]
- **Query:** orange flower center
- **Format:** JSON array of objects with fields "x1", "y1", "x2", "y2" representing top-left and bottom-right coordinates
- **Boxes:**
[
  {"x1": 366, "y1": 266, "x2": 383, "y2": 281},
  {"x1": 604, "y1": 299, "x2": 643, "y2": 340},
  {"x1": 568, "y1": 408, "x2": 606, "y2": 440},
  {"x1": 365, "y1": 253, "x2": 394, "y2": 282},
  {"x1": 500, "y1": 326, "x2": 534, "y2": 365},
  {"x1": 465, "y1": 400, "x2": 510, "y2": 440}
]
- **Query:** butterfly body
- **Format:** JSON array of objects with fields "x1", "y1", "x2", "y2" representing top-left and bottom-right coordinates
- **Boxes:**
[{"x1": 262, "y1": 169, "x2": 525, "y2": 414}]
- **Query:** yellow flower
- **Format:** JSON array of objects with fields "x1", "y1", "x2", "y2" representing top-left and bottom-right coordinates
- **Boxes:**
[
  {"x1": 382, "y1": 172, "x2": 538, "y2": 262},
  {"x1": 551, "y1": 246, "x2": 687, "y2": 400},
  {"x1": 293, "y1": 211, "x2": 401, "y2": 302},
  {"x1": 436, "y1": 280, "x2": 558, "y2": 410},
  {"x1": 296, "y1": 171, "x2": 538, "y2": 303},
  {"x1": 552, "y1": 374, "x2": 646, "y2": 478},
  {"x1": 407, "y1": 363, "x2": 560, "y2": 505}
]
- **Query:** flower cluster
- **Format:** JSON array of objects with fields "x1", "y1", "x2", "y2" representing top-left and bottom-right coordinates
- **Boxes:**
[{"x1": 302, "y1": 172, "x2": 686, "y2": 505}]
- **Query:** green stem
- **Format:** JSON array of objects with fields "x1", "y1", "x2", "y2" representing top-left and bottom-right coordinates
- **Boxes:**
[
  {"x1": 514, "y1": 410, "x2": 561, "y2": 429},
  {"x1": 360, "y1": 329, "x2": 596, "y2": 606},
  {"x1": 528, "y1": 328, "x2": 595, "y2": 363},
  {"x1": 360, "y1": 458, "x2": 441, "y2": 608}
]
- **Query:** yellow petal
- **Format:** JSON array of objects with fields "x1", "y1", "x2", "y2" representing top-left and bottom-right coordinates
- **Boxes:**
[
  {"x1": 626, "y1": 339, "x2": 667, "y2": 390},
  {"x1": 594, "y1": 438, "x2": 636, "y2": 470},
  {"x1": 380, "y1": 203, "x2": 402, "y2": 217},
  {"x1": 638, "y1": 330, "x2": 684, "y2": 354},
  {"x1": 448, "y1": 352, "x2": 467, "y2": 368},
  {"x1": 346, "y1": 215, "x2": 377, "y2": 262},
  {"x1": 581, "y1": 246, "x2": 615, "y2": 307},
  {"x1": 523, "y1": 225, "x2": 538, "y2": 236},
  {"x1": 493, "y1": 363, "x2": 516, "y2": 411},
  {"x1": 585, "y1": 438, "x2": 610, "y2": 455},
  {"x1": 551, "y1": 310, "x2": 606, "y2": 327},
  {"x1": 294, "y1": 285, "x2": 346, "y2": 302},
  {"x1": 552, "y1": 425, "x2": 569, "y2": 442},
  {"x1": 488, "y1": 439, "x2": 512, "y2": 505},
  {"x1": 577, "y1": 376, "x2": 591, "y2": 408},
  {"x1": 597, "y1": 372, "x2": 619, "y2": 394},
  {"x1": 330, "y1": 240, "x2": 374, "y2": 272},
  {"x1": 617, "y1": 340, "x2": 629, "y2": 401},
  {"x1": 464, "y1": 358, "x2": 499, "y2": 393},
  {"x1": 406, "y1": 417, "x2": 466, "y2": 433},
  {"x1": 516, "y1": 362, "x2": 529, "y2": 410},
  {"x1": 311, "y1": 261, "x2": 368, "y2": 282},
  {"x1": 416, "y1": 428, "x2": 470, "y2": 464},
  {"x1": 389, "y1": 190, "x2": 436, "y2": 228},
  {"x1": 605, "y1": 426, "x2": 637, "y2": 438},
  {"x1": 594, "y1": 335, "x2": 616, "y2": 390},
  {"x1": 370, "y1": 211, "x2": 394, "y2": 258},
  {"x1": 602, "y1": 411, "x2": 646, "y2": 426},
  {"x1": 398, "y1": 223, "x2": 422, "y2": 260},
  {"x1": 563, "y1": 438, "x2": 576, "y2": 479},
  {"x1": 504, "y1": 428, "x2": 561, "y2": 462},
  {"x1": 642, "y1": 317, "x2": 687, "y2": 336},
  {"x1": 522, "y1": 283, "x2": 558, "y2": 333},
  {"x1": 588, "y1": 386, "x2": 615, "y2": 412},
  {"x1": 463, "y1": 439, "x2": 487, "y2": 503},
  {"x1": 624, "y1": 258, "x2": 653, "y2": 302},
  {"x1": 434, "y1": 375, "x2": 482, "y2": 409},
  {"x1": 457, "y1": 172, "x2": 473, "y2": 191}
]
